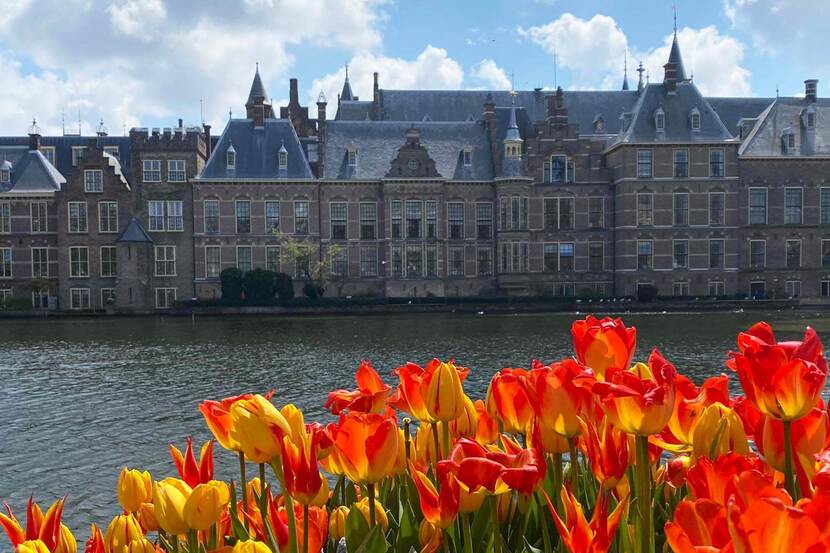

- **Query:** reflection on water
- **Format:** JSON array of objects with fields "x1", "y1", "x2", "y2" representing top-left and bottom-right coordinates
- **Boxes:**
[{"x1": 0, "y1": 310, "x2": 826, "y2": 533}]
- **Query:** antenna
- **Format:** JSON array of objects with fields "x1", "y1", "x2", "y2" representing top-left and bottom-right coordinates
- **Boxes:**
[
  {"x1": 553, "y1": 50, "x2": 558, "y2": 89},
  {"x1": 200, "y1": 98, "x2": 205, "y2": 125},
  {"x1": 345, "y1": 63, "x2": 349, "y2": 80},
  {"x1": 673, "y1": 3, "x2": 678, "y2": 36},
  {"x1": 229, "y1": 107, "x2": 233, "y2": 120},
  {"x1": 61, "y1": 109, "x2": 66, "y2": 136},
  {"x1": 510, "y1": 71, "x2": 515, "y2": 92},
  {"x1": 77, "y1": 109, "x2": 82, "y2": 135}
]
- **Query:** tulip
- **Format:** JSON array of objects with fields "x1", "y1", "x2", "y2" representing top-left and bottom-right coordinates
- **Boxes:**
[
  {"x1": 16, "y1": 541, "x2": 51, "y2": 553},
  {"x1": 152, "y1": 478, "x2": 192, "y2": 535},
  {"x1": 328, "y1": 506, "x2": 349, "y2": 541},
  {"x1": 571, "y1": 315, "x2": 636, "y2": 379},
  {"x1": 183, "y1": 480, "x2": 230, "y2": 531},
  {"x1": 117, "y1": 468, "x2": 153, "y2": 514},
  {"x1": 331, "y1": 412, "x2": 399, "y2": 484},
  {"x1": 280, "y1": 404, "x2": 333, "y2": 459},
  {"x1": 425, "y1": 360, "x2": 467, "y2": 422},
  {"x1": 448, "y1": 394, "x2": 477, "y2": 439},
  {"x1": 690, "y1": 403, "x2": 749, "y2": 461},
  {"x1": 136, "y1": 503, "x2": 159, "y2": 533},
  {"x1": 104, "y1": 514, "x2": 143, "y2": 553},
  {"x1": 121, "y1": 539, "x2": 157, "y2": 553},
  {"x1": 760, "y1": 406, "x2": 827, "y2": 497},
  {"x1": 170, "y1": 438, "x2": 214, "y2": 488},
  {"x1": 473, "y1": 399, "x2": 498, "y2": 445},
  {"x1": 0, "y1": 497, "x2": 67, "y2": 552},
  {"x1": 54, "y1": 525, "x2": 75, "y2": 553},
  {"x1": 410, "y1": 462, "x2": 460, "y2": 529},
  {"x1": 527, "y1": 359, "x2": 589, "y2": 439},
  {"x1": 271, "y1": 504, "x2": 328, "y2": 553},
  {"x1": 352, "y1": 498, "x2": 389, "y2": 531},
  {"x1": 685, "y1": 453, "x2": 766, "y2": 505},
  {"x1": 83, "y1": 526, "x2": 104, "y2": 553},
  {"x1": 664, "y1": 498, "x2": 731, "y2": 552},
  {"x1": 325, "y1": 361, "x2": 391, "y2": 414},
  {"x1": 486, "y1": 368, "x2": 534, "y2": 435},
  {"x1": 229, "y1": 394, "x2": 291, "y2": 464},
  {"x1": 531, "y1": 417, "x2": 570, "y2": 456},
  {"x1": 660, "y1": 374, "x2": 731, "y2": 454},
  {"x1": 199, "y1": 393, "x2": 272, "y2": 451},
  {"x1": 281, "y1": 435, "x2": 328, "y2": 506},
  {"x1": 389, "y1": 359, "x2": 469, "y2": 423},
  {"x1": 231, "y1": 540, "x2": 271, "y2": 553},
  {"x1": 419, "y1": 521, "x2": 443, "y2": 553},
  {"x1": 443, "y1": 438, "x2": 545, "y2": 496},
  {"x1": 580, "y1": 416, "x2": 629, "y2": 490},
  {"x1": 546, "y1": 487, "x2": 628, "y2": 553},
  {"x1": 413, "y1": 421, "x2": 441, "y2": 466}
]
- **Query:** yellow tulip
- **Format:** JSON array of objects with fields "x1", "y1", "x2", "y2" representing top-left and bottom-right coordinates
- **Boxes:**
[
  {"x1": 16, "y1": 540, "x2": 51, "y2": 553},
  {"x1": 104, "y1": 514, "x2": 143, "y2": 552},
  {"x1": 136, "y1": 502, "x2": 159, "y2": 532},
  {"x1": 231, "y1": 540, "x2": 272, "y2": 553},
  {"x1": 183, "y1": 481, "x2": 231, "y2": 531},
  {"x1": 229, "y1": 394, "x2": 291, "y2": 463},
  {"x1": 329, "y1": 505, "x2": 349, "y2": 541},
  {"x1": 123, "y1": 539, "x2": 157, "y2": 553},
  {"x1": 353, "y1": 497, "x2": 388, "y2": 531},
  {"x1": 448, "y1": 395, "x2": 477, "y2": 439},
  {"x1": 117, "y1": 468, "x2": 153, "y2": 514},
  {"x1": 419, "y1": 520, "x2": 443, "y2": 553},
  {"x1": 690, "y1": 403, "x2": 749, "y2": 460},
  {"x1": 425, "y1": 361, "x2": 466, "y2": 422},
  {"x1": 152, "y1": 478, "x2": 192, "y2": 535},
  {"x1": 55, "y1": 525, "x2": 77, "y2": 553}
]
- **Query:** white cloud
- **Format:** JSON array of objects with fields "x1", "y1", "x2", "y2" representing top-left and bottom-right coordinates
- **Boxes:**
[
  {"x1": 0, "y1": 0, "x2": 387, "y2": 133},
  {"x1": 309, "y1": 46, "x2": 464, "y2": 118},
  {"x1": 519, "y1": 13, "x2": 751, "y2": 96},
  {"x1": 471, "y1": 59, "x2": 511, "y2": 90}
]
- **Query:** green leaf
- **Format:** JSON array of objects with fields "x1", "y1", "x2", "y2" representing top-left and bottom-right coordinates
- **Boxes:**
[
  {"x1": 345, "y1": 504, "x2": 371, "y2": 553},
  {"x1": 395, "y1": 503, "x2": 419, "y2": 553},
  {"x1": 355, "y1": 525, "x2": 390, "y2": 553}
]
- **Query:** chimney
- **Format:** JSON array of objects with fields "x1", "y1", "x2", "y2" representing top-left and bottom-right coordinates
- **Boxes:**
[
  {"x1": 316, "y1": 93, "x2": 327, "y2": 178},
  {"x1": 805, "y1": 79, "x2": 818, "y2": 103},
  {"x1": 373, "y1": 72, "x2": 379, "y2": 103},
  {"x1": 203, "y1": 124, "x2": 212, "y2": 158},
  {"x1": 178, "y1": 118, "x2": 183, "y2": 129},
  {"x1": 290, "y1": 78, "x2": 299, "y2": 104},
  {"x1": 483, "y1": 94, "x2": 499, "y2": 176}
]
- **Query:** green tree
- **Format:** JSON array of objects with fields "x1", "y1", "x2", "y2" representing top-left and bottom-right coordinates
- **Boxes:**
[
  {"x1": 220, "y1": 268, "x2": 243, "y2": 301},
  {"x1": 277, "y1": 233, "x2": 341, "y2": 299},
  {"x1": 243, "y1": 269, "x2": 277, "y2": 304}
]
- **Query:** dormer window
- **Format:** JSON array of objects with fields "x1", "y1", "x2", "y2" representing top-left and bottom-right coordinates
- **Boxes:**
[
  {"x1": 620, "y1": 112, "x2": 632, "y2": 132},
  {"x1": 0, "y1": 163, "x2": 10, "y2": 184},
  {"x1": 689, "y1": 108, "x2": 701, "y2": 131},
  {"x1": 808, "y1": 112, "x2": 816, "y2": 129},
  {"x1": 593, "y1": 116, "x2": 605, "y2": 133},
  {"x1": 782, "y1": 130, "x2": 796, "y2": 154},
  {"x1": 347, "y1": 148, "x2": 357, "y2": 167},
  {"x1": 278, "y1": 146, "x2": 288, "y2": 171},
  {"x1": 654, "y1": 108, "x2": 665, "y2": 132},
  {"x1": 226, "y1": 146, "x2": 236, "y2": 170},
  {"x1": 463, "y1": 147, "x2": 472, "y2": 166}
]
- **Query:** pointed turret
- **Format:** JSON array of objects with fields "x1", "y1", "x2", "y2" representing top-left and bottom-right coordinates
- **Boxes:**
[
  {"x1": 505, "y1": 94, "x2": 521, "y2": 144},
  {"x1": 622, "y1": 53, "x2": 630, "y2": 91},
  {"x1": 245, "y1": 64, "x2": 274, "y2": 125},
  {"x1": 340, "y1": 64, "x2": 354, "y2": 102},
  {"x1": 663, "y1": 18, "x2": 688, "y2": 93},
  {"x1": 247, "y1": 64, "x2": 268, "y2": 105}
]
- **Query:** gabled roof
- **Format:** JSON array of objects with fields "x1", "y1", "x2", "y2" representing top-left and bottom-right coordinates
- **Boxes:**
[
  {"x1": 0, "y1": 147, "x2": 65, "y2": 195},
  {"x1": 199, "y1": 118, "x2": 314, "y2": 180},
  {"x1": 707, "y1": 97, "x2": 774, "y2": 137},
  {"x1": 739, "y1": 97, "x2": 830, "y2": 157},
  {"x1": 323, "y1": 120, "x2": 494, "y2": 180},
  {"x1": 117, "y1": 217, "x2": 153, "y2": 243},
  {"x1": 0, "y1": 136, "x2": 131, "y2": 176}
]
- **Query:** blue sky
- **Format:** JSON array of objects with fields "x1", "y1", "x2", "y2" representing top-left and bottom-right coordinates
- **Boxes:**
[{"x1": 0, "y1": 0, "x2": 825, "y2": 134}]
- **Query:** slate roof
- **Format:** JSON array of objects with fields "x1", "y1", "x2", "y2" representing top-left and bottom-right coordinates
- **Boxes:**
[
  {"x1": 739, "y1": 98, "x2": 830, "y2": 157},
  {"x1": 199, "y1": 118, "x2": 314, "y2": 180},
  {"x1": 708, "y1": 97, "x2": 774, "y2": 137},
  {"x1": 117, "y1": 217, "x2": 153, "y2": 243},
  {"x1": 340, "y1": 77, "x2": 355, "y2": 102},
  {"x1": 0, "y1": 135, "x2": 131, "y2": 176},
  {"x1": 0, "y1": 146, "x2": 65, "y2": 194},
  {"x1": 335, "y1": 101, "x2": 373, "y2": 121},
  {"x1": 615, "y1": 82, "x2": 734, "y2": 144},
  {"x1": 323, "y1": 120, "x2": 494, "y2": 180},
  {"x1": 247, "y1": 68, "x2": 268, "y2": 103},
  {"x1": 667, "y1": 35, "x2": 688, "y2": 81}
]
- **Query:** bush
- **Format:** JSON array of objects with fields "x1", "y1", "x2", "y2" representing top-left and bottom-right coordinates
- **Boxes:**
[
  {"x1": 243, "y1": 269, "x2": 277, "y2": 304},
  {"x1": 220, "y1": 268, "x2": 243, "y2": 301},
  {"x1": 303, "y1": 281, "x2": 324, "y2": 300},
  {"x1": 274, "y1": 272, "x2": 294, "y2": 301},
  {"x1": 0, "y1": 297, "x2": 33, "y2": 311},
  {"x1": 636, "y1": 284, "x2": 658, "y2": 303}
]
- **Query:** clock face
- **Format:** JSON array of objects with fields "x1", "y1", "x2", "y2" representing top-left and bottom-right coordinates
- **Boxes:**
[{"x1": 407, "y1": 159, "x2": 419, "y2": 173}]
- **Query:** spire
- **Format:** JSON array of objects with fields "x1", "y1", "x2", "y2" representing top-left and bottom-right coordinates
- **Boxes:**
[
  {"x1": 246, "y1": 63, "x2": 268, "y2": 106},
  {"x1": 622, "y1": 51, "x2": 630, "y2": 91},
  {"x1": 664, "y1": 6, "x2": 687, "y2": 92},
  {"x1": 636, "y1": 61, "x2": 645, "y2": 94},
  {"x1": 340, "y1": 63, "x2": 354, "y2": 101},
  {"x1": 505, "y1": 90, "x2": 521, "y2": 142}
]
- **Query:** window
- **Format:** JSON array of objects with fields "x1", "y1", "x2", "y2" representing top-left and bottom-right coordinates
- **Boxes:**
[
  {"x1": 785, "y1": 133, "x2": 796, "y2": 150},
  {"x1": 784, "y1": 188, "x2": 803, "y2": 225},
  {"x1": 205, "y1": 246, "x2": 221, "y2": 278},
  {"x1": 690, "y1": 111, "x2": 701, "y2": 131},
  {"x1": 448, "y1": 246, "x2": 465, "y2": 277},
  {"x1": 68, "y1": 202, "x2": 88, "y2": 233},
  {"x1": 822, "y1": 188, "x2": 830, "y2": 225},
  {"x1": 673, "y1": 281, "x2": 690, "y2": 297},
  {"x1": 265, "y1": 201, "x2": 280, "y2": 233},
  {"x1": 477, "y1": 247, "x2": 492, "y2": 276},
  {"x1": 559, "y1": 242, "x2": 574, "y2": 271},
  {"x1": 589, "y1": 197, "x2": 604, "y2": 228},
  {"x1": 155, "y1": 288, "x2": 177, "y2": 309},
  {"x1": 360, "y1": 246, "x2": 378, "y2": 277},
  {"x1": 235, "y1": 200, "x2": 251, "y2": 234},
  {"x1": 637, "y1": 240, "x2": 653, "y2": 269},
  {"x1": 750, "y1": 240, "x2": 766, "y2": 269},
  {"x1": 330, "y1": 202, "x2": 347, "y2": 240},
  {"x1": 278, "y1": 149, "x2": 288, "y2": 171},
  {"x1": 236, "y1": 246, "x2": 251, "y2": 274},
  {"x1": 549, "y1": 156, "x2": 567, "y2": 183},
  {"x1": 204, "y1": 200, "x2": 220, "y2": 234},
  {"x1": 0, "y1": 202, "x2": 9, "y2": 233},
  {"x1": 544, "y1": 198, "x2": 558, "y2": 231},
  {"x1": 426, "y1": 201, "x2": 437, "y2": 238},
  {"x1": 359, "y1": 202, "x2": 377, "y2": 240},
  {"x1": 390, "y1": 245, "x2": 402, "y2": 278},
  {"x1": 166, "y1": 201, "x2": 184, "y2": 231},
  {"x1": 0, "y1": 247, "x2": 10, "y2": 278},
  {"x1": 785, "y1": 280, "x2": 801, "y2": 299},
  {"x1": 31, "y1": 247, "x2": 49, "y2": 278},
  {"x1": 709, "y1": 192, "x2": 725, "y2": 226},
  {"x1": 823, "y1": 240, "x2": 830, "y2": 269},
  {"x1": 297, "y1": 248, "x2": 312, "y2": 277},
  {"x1": 100, "y1": 246, "x2": 117, "y2": 277},
  {"x1": 154, "y1": 245, "x2": 176, "y2": 276},
  {"x1": 168, "y1": 160, "x2": 186, "y2": 182},
  {"x1": 390, "y1": 200, "x2": 402, "y2": 239},
  {"x1": 448, "y1": 202, "x2": 464, "y2": 239},
  {"x1": 637, "y1": 194, "x2": 653, "y2": 226},
  {"x1": 673, "y1": 240, "x2": 689, "y2": 269},
  {"x1": 500, "y1": 242, "x2": 527, "y2": 274},
  {"x1": 426, "y1": 245, "x2": 438, "y2": 277},
  {"x1": 98, "y1": 202, "x2": 118, "y2": 233},
  {"x1": 673, "y1": 149, "x2": 689, "y2": 178},
  {"x1": 710, "y1": 149, "x2": 725, "y2": 177},
  {"x1": 554, "y1": 283, "x2": 576, "y2": 297},
  {"x1": 709, "y1": 280, "x2": 725, "y2": 297},
  {"x1": 70, "y1": 288, "x2": 90, "y2": 310},
  {"x1": 101, "y1": 288, "x2": 116, "y2": 307},
  {"x1": 84, "y1": 170, "x2": 103, "y2": 193},
  {"x1": 709, "y1": 239, "x2": 725, "y2": 269},
  {"x1": 331, "y1": 246, "x2": 348, "y2": 277},
  {"x1": 347, "y1": 148, "x2": 357, "y2": 167},
  {"x1": 148, "y1": 201, "x2": 165, "y2": 231},
  {"x1": 655, "y1": 110, "x2": 665, "y2": 131},
  {"x1": 294, "y1": 201, "x2": 309, "y2": 234},
  {"x1": 750, "y1": 281, "x2": 766, "y2": 300},
  {"x1": 823, "y1": 280, "x2": 830, "y2": 298},
  {"x1": 589, "y1": 242, "x2": 604, "y2": 272},
  {"x1": 476, "y1": 203, "x2": 492, "y2": 239},
  {"x1": 30, "y1": 202, "x2": 47, "y2": 233},
  {"x1": 543, "y1": 243, "x2": 558, "y2": 272},
  {"x1": 69, "y1": 247, "x2": 89, "y2": 277},
  {"x1": 748, "y1": 188, "x2": 767, "y2": 225},
  {"x1": 637, "y1": 150, "x2": 653, "y2": 178},
  {"x1": 71, "y1": 146, "x2": 86, "y2": 167},
  {"x1": 673, "y1": 193, "x2": 689, "y2": 226},
  {"x1": 406, "y1": 245, "x2": 423, "y2": 278},
  {"x1": 559, "y1": 197, "x2": 574, "y2": 230},
  {"x1": 142, "y1": 160, "x2": 161, "y2": 182},
  {"x1": 103, "y1": 146, "x2": 119, "y2": 160},
  {"x1": 406, "y1": 200, "x2": 422, "y2": 239},
  {"x1": 266, "y1": 246, "x2": 280, "y2": 273},
  {"x1": 226, "y1": 148, "x2": 236, "y2": 170},
  {"x1": 786, "y1": 239, "x2": 801, "y2": 268},
  {"x1": 463, "y1": 148, "x2": 472, "y2": 166},
  {"x1": 40, "y1": 146, "x2": 55, "y2": 165}
]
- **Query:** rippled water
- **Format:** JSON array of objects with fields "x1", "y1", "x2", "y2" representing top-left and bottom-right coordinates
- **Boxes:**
[{"x1": 0, "y1": 310, "x2": 827, "y2": 536}]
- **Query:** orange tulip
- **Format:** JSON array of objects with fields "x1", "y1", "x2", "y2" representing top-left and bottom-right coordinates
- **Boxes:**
[
  {"x1": 83, "y1": 525, "x2": 104, "y2": 553},
  {"x1": 271, "y1": 503, "x2": 328, "y2": 553},
  {"x1": 727, "y1": 322, "x2": 827, "y2": 421},
  {"x1": 760, "y1": 406, "x2": 828, "y2": 495},
  {"x1": 684, "y1": 453, "x2": 766, "y2": 505},
  {"x1": 587, "y1": 349, "x2": 677, "y2": 436},
  {"x1": 660, "y1": 374, "x2": 731, "y2": 454},
  {"x1": 325, "y1": 361, "x2": 391, "y2": 415},
  {"x1": 689, "y1": 403, "x2": 749, "y2": 461},
  {"x1": 419, "y1": 520, "x2": 443, "y2": 553},
  {"x1": 448, "y1": 395, "x2": 477, "y2": 439},
  {"x1": 443, "y1": 438, "x2": 545, "y2": 496},
  {"x1": 527, "y1": 359, "x2": 589, "y2": 439},
  {"x1": 281, "y1": 435, "x2": 328, "y2": 506},
  {"x1": 580, "y1": 416, "x2": 629, "y2": 490},
  {"x1": 331, "y1": 412, "x2": 399, "y2": 483},
  {"x1": 199, "y1": 392, "x2": 273, "y2": 451},
  {"x1": 531, "y1": 417, "x2": 570, "y2": 456},
  {"x1": 571, "y1": 316, "x2": 636, "y2": 379},
  {"x1": 389, "y1": 359, "x2": 469, "y2": 423},
  {"x1": 0, "y1": 497, "x2": 67, "y2": 552},
  {"x1": 229, "y1": 394, "x2": 291, "y2": 463},
  {"x1": 410, "y1": 462, "x2": 460, "y2": 529},
  {"x1": 170, "y1": 437, "x2": 214, "y2": 488},
  {"x1": 664, "y1": 498, "x2": 730, "y2": 553},
  {"x1": 547, "y1": 487, "x2": 628, "y2": 553},
  {"x1": 486, "y1": 367, "x2": 534, "y2": 435},
  {"x1": 473, "y1": 399, "x2": 498, "y2": 445}
]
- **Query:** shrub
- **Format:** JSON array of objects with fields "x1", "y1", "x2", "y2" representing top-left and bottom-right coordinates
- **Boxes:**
[
  {"x1": 303, "y1": 281, "x2": 324, "y2": 299},
  {"x1": 243, "y1": 269, "x2": 277, "y2": 304},
  {"x1": 274, "y1": 272, "x2": 294, "y2": 301},
  {"x1": 220, "y1": 268, "x2": 243, "y2": 302}
]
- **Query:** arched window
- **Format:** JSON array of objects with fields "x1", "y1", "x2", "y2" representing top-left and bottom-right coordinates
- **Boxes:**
[
  {"x1": 654, "y1": 108, "x2": 665, "y2": 132},
  {"x1": 689, "y1": 107, "x2": 701, "y2": 131}
]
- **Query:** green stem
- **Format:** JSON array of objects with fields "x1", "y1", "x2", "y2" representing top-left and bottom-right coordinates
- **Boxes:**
[
  {"x1": 432, "y1": 422, "x2": 442, "y2": 461},
  {"x1": 550, "y1": 453, "x2": 563, "y2": 517},
  {"x1": 170, "y1": 534, "x2": 179, "y2": 553},
  {"x1": 259, "y1": 463, "x2": 268, "y2": 517},
  {"x1": 783, "y1": 420, "x2": 799, "y2": 500},
  {"x1": 271, "y1": 457, "x2": 299, "y2": 553},
  {"x1": 404, "y1": 418, "x2": 412, "y2": 462},
  {"x1": 303, "y1": 503, "x2": 310, "y2": 553},
  {"x1": 534, "y1": 493, "x2": 552, "y2": 553},
  {"x1": 441, "y1": 419, "x2": 451, "y2": 459},
  {"x1": 567, "y1": 438, "x2": 579, "y2": 485},
  {"x1": 368, "y1": 482, "x2": 377, "y2": 528},
  {"x1": 635, "y1": 435, "x2": 654, "y2": 553},
  {"x1": 239, "y1": 451, "x2": 248, "y2": 512},
  {"x1": 187, "y1": 529, "x2": 198, "y2": 553},
  {"x1": 489, "y1": 495, "x2": 501, "y2": 553},
  {"x1": 462, "y1": 512, "x2": 474, "y2": 553}
]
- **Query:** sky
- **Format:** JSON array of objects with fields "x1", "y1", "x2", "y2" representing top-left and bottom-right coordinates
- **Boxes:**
[{"x1": 0, "y1": 0, "x2": 826, "y2": 135}]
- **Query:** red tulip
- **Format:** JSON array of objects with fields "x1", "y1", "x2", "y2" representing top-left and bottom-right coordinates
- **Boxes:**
[
  {"x1": 389, "y1": 359, "x2": 469, "y2": 423},
  {"x1": 760, "y1": 406, "x2": 828, "y2": 496},
  {"x1": 664, "y1": 498, "x2": 731, "y2": 552},
  {"x1": 486, "y1": 368, "x2": 534, "y2": 435},
  {"x1": 443, "y1": 438, "x2": 545, "y2": 495},
  {"x1": 325, "y1": 361, "x2": 391, "y2": 415},
  {"x1": 83, "y1": 525, "x2": 104, "y2": 553},
  {"x1": 580, "y1": 416, "x2": 629, "y2": 490},
  {"x1": 685, "y1": 453, "x2": 766, "y2": 506},
  {"x1": 547, "y1": 487, "x2": 628, "y2": 553},
  {"x1": 0, "y1": 497, "x2": 66, "y2": 552},
  {"x1": 571, "y1": 316, "x2": 636, "y2": 379},
  {"x1": 527, "y1": 359, "x2": 590, "y2": 439},
  {"x1": 410, "y1": 462, "x2": 460, "y2": 529},
  {"x1": 330, "y1": 412, "x2": 399, "y2": 484},
  {"x1": 169, "y1": 437, "x2": 214, "y2": 488},
  {"x1": 281, "y1": 436, "x2": 327, "y2": 506}
]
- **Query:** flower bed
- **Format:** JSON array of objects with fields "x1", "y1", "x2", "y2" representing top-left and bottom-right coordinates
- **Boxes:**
[{"x1": 2, "y1": 316, "x2": 828, "y2": 553}]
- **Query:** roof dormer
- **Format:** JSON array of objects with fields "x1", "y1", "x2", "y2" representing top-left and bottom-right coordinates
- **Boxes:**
[
  {"x1": 593, "y1": 115, "x2": 605, "y2": 133},
  {"x1": 689, "y1": 107, "x2": 701, "y2": 132},
  {"x1": 0, "y1": 160, "x2": 11, "y2": 184},
  {"x1": 278, "y1": 143, "x2": 288, "y2": 173},
  {"x1": 781, "y1": 128, "x2": 797, "y2": 155},
  {"x1": 226, "y1": 144, "x2": 237, "y2": 170},
  {"x1": 654, "y1": 107, "x2": 666, "y2": 133},
  {"x1": 802, "y1": 105, "x2": 817, "y2": 131}
]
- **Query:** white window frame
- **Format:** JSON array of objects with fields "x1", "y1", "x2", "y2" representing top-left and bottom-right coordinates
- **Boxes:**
[
  {"x1": 166, "y1": 200, "x2": 184, "y2": 232},
  {"x1": 155, "y1": 288, "x2": 177, "y2": 309},
  {"x1": 99, "y1": 246, "x2": 117, "y2": 278},
  {"x1": 71, "y1": 146, "x2": 86, "y2": 167},
  {"x1": 98, "y1": 201, "x2": 119, "y2": 234},
  {"x1": 30, "y1": 201, "x2": 47, "y2": 233},
  {"x1": 784, "y1": 186, "x2": 803, "y2": 225},
  {"x1": 0, "y1": 247, "x2": 12, "y2": 278},
  {"x1": 748, "y1": 187, "x2": 768, "y2": 225},
  {"x1": 154, "y1": 245, "x2": 176, "y2": 277},
  {"x1": 67, "y1": 202, "x2": 88, "y2": 233},
  {"x1": 69, "y1": 288, "x2": 90, "y2": 310},
  {"x1": 708, "y1": 191, "x2": 725, "y2": 226},
  {"x1": 204, "y1": 199, "x2": 220, "y2": 234},
  {"x1": 148, "y1": 200, "x2": 165, "y2": 231},
  {"x1": 749, "y1": 239, "x2": 766, "y2": 269},
  {"x1": 636, "y1": 193, "x2": 654, "y2": 226},
  {"x1": 205, "y1": 246, "x2": 222, "y2": 278},
  {"x1": 0, "y1": 201, "x2": 10, "y2": 234},
  {"x1": 168, "y1": 159, "x2": 186, "y2": 182},
  {"x1": 31, "y1": 247, "x2": 49, "y2": 278},
  {"x1": 709, "y1": 238, "x2": 726, "y2": 269},
  {"x1": 69, "y1": 246, "x2": 89, "y2": 278},
  {"x1": 103, "y1": 145, "x2": 120, "y2": 160},
  {"x1": 83, "y1": 169, "x2": 103, "y2": 193},
  {"x1": 785, "y1": 239, "x2": 802, "y2": 269},
  {"x1": 142, "y1": 159, "x2": 161, "y2": 182},
  {"x1": 39, "y1": 146, "x2": 56, "y2": 166},
  {"x1": 236, "y1": 245, "x2": 252, "y2": 273}
]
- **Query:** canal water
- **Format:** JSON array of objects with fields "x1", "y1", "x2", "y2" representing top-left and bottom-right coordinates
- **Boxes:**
[{"x1": 0, "y1": 310, "x2": 827, "y2": 536}]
